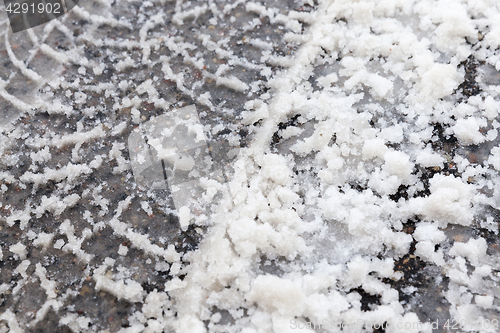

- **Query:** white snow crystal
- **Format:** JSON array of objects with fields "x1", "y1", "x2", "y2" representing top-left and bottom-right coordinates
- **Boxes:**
[
  {"x1": 411, "y1": 175, "x2": 473, "y2": 227},
  {"x1": 9, "y1": 243, "x2": 27, "y2": 260},
  {"x1": 118, "y1": 245, "x2": 129, "y2": 256},
  {"x1": 451, "y1": 117, "x2": 487, "y2": 145}
]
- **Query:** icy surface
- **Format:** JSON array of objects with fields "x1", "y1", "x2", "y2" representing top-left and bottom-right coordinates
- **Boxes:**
[
  {"x1": 129, "y1": 105, "x2": 231, "y2": 229},
  {"x1": 1, "y1": 0, "x2": 500, "y2": 332}
]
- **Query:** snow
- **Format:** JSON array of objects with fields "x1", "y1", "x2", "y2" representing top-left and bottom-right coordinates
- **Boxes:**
[
  {"x1": 92, "y1": 258, "x2": 146, "y2": 304},
  {"x1": 449, "y1": 238, "x2": 488, "y2": 266},
  {"x1": 413, "y1": 223, "x2": 446, "y2": 244},
  {"x1": 53, "y1": 239, "x2": 65, "y2": 250},
  {"x1": 415, "y1": 147, "x2": 445, "y2": 167},
  {"x1": 32, "y1": 233, "x2": 54, "y2": 249},
  {"x1": 118, "y1": 244, "x2": 129, "y2": 256},
  {"x1": 451, "y1": 117, "x2": 487, "y2": 145},
  {"x1": 2, "y1": 0, "x2": 500, "y2": 331},
  {"x1": 383, "y1": 151, "x2": 413, "y2": 181},
  {"x1": 247, "y1": 275, "x2": 306, "y2": 316},
  {"x1": 35, "y1": 263, "x2": 58, "y2": 299},
  {"x1": 178, "y1": 206, "x2": 191, "y2": 230},
  {"x1": 216, "y1": 76, "x2": 250, "y2": 92},
  {"x1": 14, "y1": 260, "x2": 30, "y2": 279},
  {"x1": 9, "y1": 243, "x2": 27, "y2": 260},
  {"x1": 411, "y1": 174, "x2": 474, "y2": 227},
  {"x1": 475, "y1": 295, "x2": 494, "y2": 309}
]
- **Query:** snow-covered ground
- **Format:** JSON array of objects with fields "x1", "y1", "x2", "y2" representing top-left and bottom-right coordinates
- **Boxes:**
[{"x1": 1, "y1": 0, "x2": 500, "y2": 332}]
